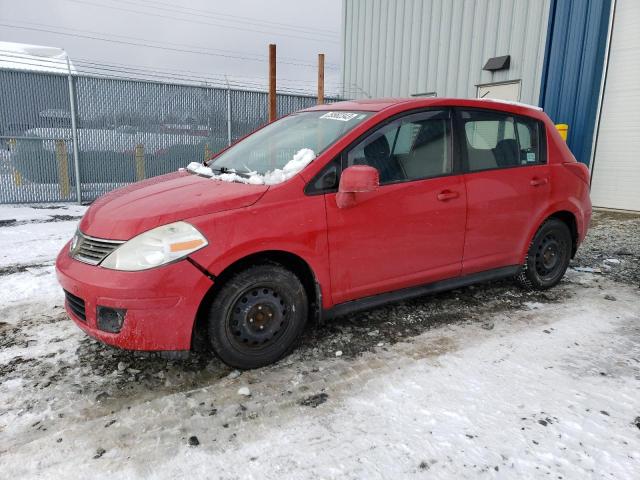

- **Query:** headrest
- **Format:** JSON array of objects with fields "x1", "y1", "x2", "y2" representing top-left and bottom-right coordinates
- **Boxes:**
[{"x1": 364, "y1": 134, "x2": 390, "y2": 160}]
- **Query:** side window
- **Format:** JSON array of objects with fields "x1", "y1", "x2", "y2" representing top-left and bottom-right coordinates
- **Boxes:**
[
  {"x1": 515, "y1": 119, "x2": 541, "y2": 165},
  {"x1": 460, "y1": 110, "x2": 543, "y2": 171},
  {"x1": 346, "y1": 110, "x2": 451, "y2": 184},
  {"x1": 305, "y1": 157, "x2": 340, "y2": 194}
]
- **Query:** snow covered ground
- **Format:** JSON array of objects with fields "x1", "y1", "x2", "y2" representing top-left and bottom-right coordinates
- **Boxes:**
[{"x1": 0, "y1": 204, "x2": 639, "y2": 479}]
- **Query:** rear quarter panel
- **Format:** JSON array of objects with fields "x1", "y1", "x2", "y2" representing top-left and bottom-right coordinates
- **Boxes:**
[{"x1": 519, "y1": 121, "x2": 592, "y2": 261}]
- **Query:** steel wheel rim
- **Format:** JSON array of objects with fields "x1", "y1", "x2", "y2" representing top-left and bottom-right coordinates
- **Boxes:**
[
  {"x1": 226, "y1": 285, "x2": 289, "y2": 351},
  {"x1": 534, "y1": 232, "x2": 566, "y2": 280}
]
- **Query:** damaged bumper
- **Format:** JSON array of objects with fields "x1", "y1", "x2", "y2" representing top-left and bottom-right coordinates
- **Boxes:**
[{"x1": 55, "y1": 243, "x2": 213, "y2": 351}]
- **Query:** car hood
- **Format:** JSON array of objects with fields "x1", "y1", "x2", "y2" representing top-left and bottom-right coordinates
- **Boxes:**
[{"x1": 79, "y1": 171, "x2": 268, "y2": 240}]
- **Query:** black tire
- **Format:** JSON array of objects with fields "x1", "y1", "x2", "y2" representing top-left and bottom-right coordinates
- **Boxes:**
[
  {"x1": 207, "y1": 264, "x2": 308, "y2": 369},
  {"x1": 516, "y1": 218, "x2": 572, "y2": 290}
]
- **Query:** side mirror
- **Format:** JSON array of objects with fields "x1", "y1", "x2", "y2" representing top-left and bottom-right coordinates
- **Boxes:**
[{"x1": 336, "y1": 165, "x2": 379, "y2": 209}]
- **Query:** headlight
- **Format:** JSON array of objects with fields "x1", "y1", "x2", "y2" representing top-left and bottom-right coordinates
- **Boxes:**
[
  {"x1": 101, "y1": 221, "x2": 208, "y2": 271},
  {"x1": 69, "y1": 230, "x2": 79, "y2": 253}
]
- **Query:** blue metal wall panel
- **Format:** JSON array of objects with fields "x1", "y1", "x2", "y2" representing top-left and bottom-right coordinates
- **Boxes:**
[{"x1": 539, "y1": 0, "x2": 612, "y2": 165}]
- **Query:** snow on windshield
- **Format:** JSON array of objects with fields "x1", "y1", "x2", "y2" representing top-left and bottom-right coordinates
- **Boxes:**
[{"x1": 184, "y1": 148, "x2": 316, "y2": 185}]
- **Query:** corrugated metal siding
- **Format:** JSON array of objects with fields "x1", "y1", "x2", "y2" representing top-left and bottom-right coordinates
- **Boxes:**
[
  {"x1": 539, "y1": 0, "x2": 612, "y2": 166},
  {"x1": 342, "y1": 0, "x2": 551, "y2": 104}
]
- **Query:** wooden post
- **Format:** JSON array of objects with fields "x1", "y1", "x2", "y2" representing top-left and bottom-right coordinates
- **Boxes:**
[
  {"x1": 317, "y1": 53, "x2": 325, "y2": 105},
  {"x1": 55, "y1": 140, "x2": 70, "y2": 198},
  {"x1": 135, "y1": 144, "x2": 145, "y2": 181},
  {"x1": 268, "y1": 43, "x2": 277, "y2": 122}
]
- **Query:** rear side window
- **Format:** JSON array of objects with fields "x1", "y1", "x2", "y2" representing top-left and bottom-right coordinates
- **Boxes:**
[{"x1": 460, "y1": 110, "x2": 544, "y2": 172}]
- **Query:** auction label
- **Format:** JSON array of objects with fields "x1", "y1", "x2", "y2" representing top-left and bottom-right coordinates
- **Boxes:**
[{"x1": 319, "y1": 112, "x2": 359, "y2": 121}]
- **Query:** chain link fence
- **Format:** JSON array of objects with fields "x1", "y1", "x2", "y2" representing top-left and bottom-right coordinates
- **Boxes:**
[{"x1": 0, "y1": 68, "x2": 337, "y2": 204}]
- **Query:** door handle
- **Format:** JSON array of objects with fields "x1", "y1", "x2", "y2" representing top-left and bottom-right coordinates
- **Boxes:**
[
  {"x1": 530, "y1": 177, "x2": 548, "y2": 187},
  {"x1": 437, "y1": 190, "x2": 459, "y2": 201}
]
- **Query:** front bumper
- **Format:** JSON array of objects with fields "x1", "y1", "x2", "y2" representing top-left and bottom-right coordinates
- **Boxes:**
[{"x1": 55, "y1": 243, "x2": 213, "y2": 351}]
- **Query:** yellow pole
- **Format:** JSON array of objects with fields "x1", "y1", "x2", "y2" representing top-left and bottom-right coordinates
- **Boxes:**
[
  {"x1": 135, "y1": 144, "x2": 145, "y2": 181},
  {"x1": 8, "y1": 139, "x2": 22, "y2": 186},
  {"x1": 555, "y1": 124, "x2": 568, "y2": 141},
  {"x1": 204, "y1": 143, "x2": 212, "y2": 162},
  {"x1": 55, "y1": 140, "x2": 70, "y2": 198}
]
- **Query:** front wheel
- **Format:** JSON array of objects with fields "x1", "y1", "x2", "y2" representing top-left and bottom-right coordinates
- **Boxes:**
[
  {"x1": 207, "y1": 264, "x2": 308, "y2": 369},
  {"x1": 516, "y1": 218, "x2": 572, "y2": 290}
]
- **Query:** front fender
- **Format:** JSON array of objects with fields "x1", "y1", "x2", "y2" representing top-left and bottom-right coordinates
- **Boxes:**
[{"x1": 187, "y1": 181, "x2": 332, "y2": 307}]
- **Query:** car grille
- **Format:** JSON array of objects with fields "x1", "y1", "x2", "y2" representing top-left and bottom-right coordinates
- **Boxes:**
[
  {"x1": 64, "y1": 290, "x2": 86, "y2": 321},
  {"x1": 71, "y1": 231, "x2": 123, "y2": 266}
]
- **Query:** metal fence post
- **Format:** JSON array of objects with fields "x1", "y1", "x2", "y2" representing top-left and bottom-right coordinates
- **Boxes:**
[
  {"x1": 66, "y1": 56, "x2": 82, "y2": 204},
  {"x1": 225, "y1": 75, "x2": 232, "y2": 146}
]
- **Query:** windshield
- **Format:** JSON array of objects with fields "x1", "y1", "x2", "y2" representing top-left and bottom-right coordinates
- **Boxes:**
[{"x1": 185, "y1": 111, "x2": 372, "y2": 185}]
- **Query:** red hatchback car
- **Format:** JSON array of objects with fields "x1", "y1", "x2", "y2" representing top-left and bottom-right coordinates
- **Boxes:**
[{"x1": 56, "y1": 98, "x2": 591, "y2": 369}]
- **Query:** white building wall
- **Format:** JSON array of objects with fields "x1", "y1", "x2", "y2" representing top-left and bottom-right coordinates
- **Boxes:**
[
  {"x1": 590, "y1": 0, "x2": 640, "y2": 211},
  {"x1": 342, "y1": 0, "x2": 551, "y2": 105}
]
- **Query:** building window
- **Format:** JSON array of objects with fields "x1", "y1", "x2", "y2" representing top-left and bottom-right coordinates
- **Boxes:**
[{"x1": 476, "y1": 81, "x2": 521, "y2": 102}]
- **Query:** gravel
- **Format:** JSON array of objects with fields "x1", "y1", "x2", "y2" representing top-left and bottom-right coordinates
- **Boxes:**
[{"x1": 572, "y1": 210, "x2": 640, "y2": 287}]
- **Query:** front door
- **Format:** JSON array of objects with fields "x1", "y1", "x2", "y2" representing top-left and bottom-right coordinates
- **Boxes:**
[{"x1": 325, "y1": 109, "x2": 467, "y2": 305}]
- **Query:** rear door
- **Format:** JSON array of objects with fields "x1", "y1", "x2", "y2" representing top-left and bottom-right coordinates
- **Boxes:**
[
  {"x1": 456, "y1": 108, "x2": 550, "y2": 274},
  {"x1": 322, "y1": 109, "x2": 467, "y2": 304}
]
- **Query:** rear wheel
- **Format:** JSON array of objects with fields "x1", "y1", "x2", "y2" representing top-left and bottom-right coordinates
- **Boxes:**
[
  {"x1": 207, "y1": 264, "x2": 308, "y2": 369},
  {"x1": 516, "y1": 219, "x2": 572, "y2": 290}
]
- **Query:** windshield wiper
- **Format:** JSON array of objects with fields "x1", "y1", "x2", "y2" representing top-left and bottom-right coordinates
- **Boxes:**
[
  {"x1": 209, "y1": 166, "x2": 254, "y2": 180},
  {"x1": 210, "y1": 166, "x2": 231, "y2": 174}
]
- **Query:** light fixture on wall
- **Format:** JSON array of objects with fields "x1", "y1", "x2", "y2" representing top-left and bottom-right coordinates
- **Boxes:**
[{"x1": 483, "y1": 55, "x2": 511, "y2": 72}]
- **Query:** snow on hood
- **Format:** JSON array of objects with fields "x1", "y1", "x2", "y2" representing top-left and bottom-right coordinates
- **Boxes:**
[{"x1": 184, "y1": 148, "x2": 316, "y2": 185}]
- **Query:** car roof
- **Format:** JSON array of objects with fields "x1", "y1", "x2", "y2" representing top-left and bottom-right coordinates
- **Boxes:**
[{"x1": 303, "y1": 97, "x2": 545, "y2": 119}]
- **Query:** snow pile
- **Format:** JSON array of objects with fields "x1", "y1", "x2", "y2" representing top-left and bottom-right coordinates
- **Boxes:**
[
  {"x1": 185, "y1": 148, "x2": 316, "y2": 186},
  {"x1": 261, "y1": 148, "x2": 316, "y2": 185}
]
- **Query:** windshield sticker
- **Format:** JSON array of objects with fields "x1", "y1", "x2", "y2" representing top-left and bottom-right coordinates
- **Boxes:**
[
  {"x1": 526, "y1": 152, "x2": 536, "y2": 163},
  {"x1": 320, "y1": 112, "x2": 359, "y2": 122}
]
